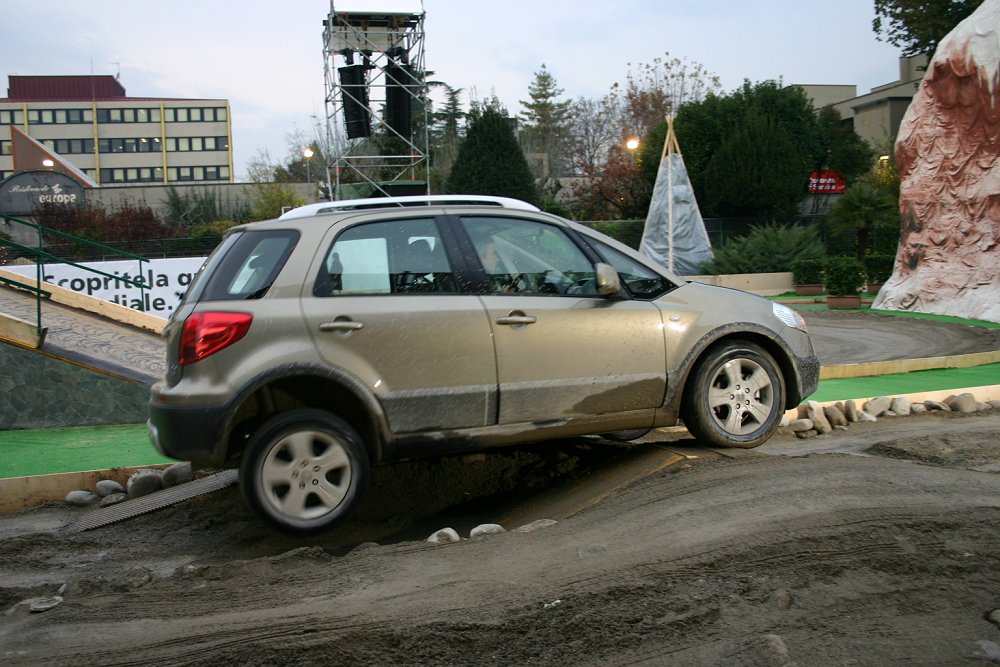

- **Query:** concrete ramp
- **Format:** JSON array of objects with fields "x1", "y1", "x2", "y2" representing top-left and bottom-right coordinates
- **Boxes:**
[{"x1": 0, "y1": 283, "x2": 165, "y2": 429}]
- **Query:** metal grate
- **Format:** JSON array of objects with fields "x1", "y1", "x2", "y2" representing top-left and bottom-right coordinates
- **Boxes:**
[{"x1": 70, "y1": 469, "x2": 238, "y2": 532}]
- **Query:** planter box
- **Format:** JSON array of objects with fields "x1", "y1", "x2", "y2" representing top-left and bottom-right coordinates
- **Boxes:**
[
  {"x1": 827, "y1": 295, "x2": 862, "y2": 309},
  {"x1": 794, "y1": 284, "x2": 824, "y2": 296}
]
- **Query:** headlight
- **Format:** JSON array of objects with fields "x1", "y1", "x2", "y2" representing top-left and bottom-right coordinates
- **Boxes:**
[{"x1": 772, "y1": 302, "x2": 808, "y2": 332}]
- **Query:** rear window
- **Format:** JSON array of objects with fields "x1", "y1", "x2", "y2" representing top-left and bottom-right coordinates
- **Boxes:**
[{"x1": 197, "y1": 230, "x2": 299, "y2": 301}]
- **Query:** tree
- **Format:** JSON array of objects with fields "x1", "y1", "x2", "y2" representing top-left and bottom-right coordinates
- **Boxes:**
[
  {"x1": 701, "y1": 107, "x2": 809, "y2": 219},
  {"x1": 660, "y1": 81, "x2": 825, "y2": 219},
  {"x1": 446, "y1": 98, "x2": 537, "y2": 204},
  {"x1": 613, "y1": 53, "x2": 721, "y2": 141},
  {"x1": 245, "y1": 149, "x2": 304, "y2": 221},
  {"x1": 519, "y1": 64, "x2": 573, "y2": 178},
  {"x1": 816, "y1": 106, "x2": 874, "y2": 185},
  {"x1": 824, "y1": 182, "x2": 899, "y2": 259},
  {"x1": 429, "y1": 85, "x2": 465, "y2": 192},
  {"x1": 567, "y1": 54, "x2": 719, "y2": 220},
  {"x1": 873, "y1": 0, "x2": 982, "y2": 57}
]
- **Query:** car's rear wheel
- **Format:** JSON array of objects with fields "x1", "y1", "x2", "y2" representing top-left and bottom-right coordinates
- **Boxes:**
[
  {"x1": 239, "y1": 409, "x2": 369, "y2": 534},
  {"x1": 682, "y1": 341, "x2": 785, "y2": 448}
]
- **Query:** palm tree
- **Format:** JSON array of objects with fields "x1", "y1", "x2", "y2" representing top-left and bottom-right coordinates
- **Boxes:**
[{"x1": 825, "y1": 182, "x2": 898, "y2": 260}]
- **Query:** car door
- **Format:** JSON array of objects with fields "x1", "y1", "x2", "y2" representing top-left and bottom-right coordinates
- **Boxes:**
[
  {"x1": 456, "y1": 216, "x2": 667, "y2": 425},
  {"x1": 301, "y1": 216, "x2": 497, "y2": 434}
]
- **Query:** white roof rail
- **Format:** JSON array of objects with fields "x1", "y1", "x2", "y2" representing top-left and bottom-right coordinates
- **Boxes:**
[{"x1": 277, "y1": 195, "x2": 540, "y2": 220}]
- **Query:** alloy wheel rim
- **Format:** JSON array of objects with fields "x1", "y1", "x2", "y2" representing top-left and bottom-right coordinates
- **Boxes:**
[
  {"x1": 707, "y1": 357, "x2": 774, "y2": 436},
  {"x1": 259, "y1": 429, "x2": 352, "y2": 520}
]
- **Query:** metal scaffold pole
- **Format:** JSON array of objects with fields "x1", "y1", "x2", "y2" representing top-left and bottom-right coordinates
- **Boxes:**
[{"x1": 322, "y1": 1, "x2": 430, "y2": 201}]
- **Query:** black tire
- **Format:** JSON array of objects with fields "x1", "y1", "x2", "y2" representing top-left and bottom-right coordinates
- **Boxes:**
[
  {"x1": 239, "y1": 409, "x2": 369, "y2": 534},
  {"x1": 682, "y1": 341, "x2": 785, "y2": 449}
]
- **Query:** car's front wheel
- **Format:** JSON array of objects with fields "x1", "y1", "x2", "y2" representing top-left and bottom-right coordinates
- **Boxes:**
[
  {"x1": 239, "y1": 409, "x2": 369, "y2": 534},
  {"x1": 682, "y1": 341, "x2": 785, "y2": 448}
]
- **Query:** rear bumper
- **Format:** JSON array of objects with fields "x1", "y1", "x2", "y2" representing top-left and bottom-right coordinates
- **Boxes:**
[{"x1": 148, "y1": 399, "x2": 230, "y2": 468}]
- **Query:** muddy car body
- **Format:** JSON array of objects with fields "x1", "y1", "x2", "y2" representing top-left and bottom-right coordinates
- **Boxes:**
[{"x1": 149, "y1": 195, "x2": 818, "y2": 532}]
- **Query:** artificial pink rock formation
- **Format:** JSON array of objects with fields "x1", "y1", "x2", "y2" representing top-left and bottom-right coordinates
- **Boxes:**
[{"x1": 873, "y1": 0, "x2": 1000, "y2": 323}]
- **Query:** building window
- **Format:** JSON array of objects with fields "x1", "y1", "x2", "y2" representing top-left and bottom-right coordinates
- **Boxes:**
[
  {"x1": 0, "y1": 140, "x2": 10, "y2": 156},
  {"x1": 0, "y1": 110, "x2": 25, "y2": 125},
  {"x1": 165, "y1": 165, "x2": 229, "y2": 182}
]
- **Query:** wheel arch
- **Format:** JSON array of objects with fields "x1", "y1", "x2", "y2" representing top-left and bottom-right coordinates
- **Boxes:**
[
  {"x1": 221, "y1": 363, "x2": 390, "y2": 468},
  {"x1": 668, "y1": 324, "x2": 805, "y2": 423}
]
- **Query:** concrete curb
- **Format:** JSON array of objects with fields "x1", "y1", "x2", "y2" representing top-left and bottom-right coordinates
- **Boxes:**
[
  {"x1": 820, "y1": 351, "x2": 1000, "y2": 379},
  {"x1": 0, "y1": 464, "x2": 172, "y2": 515}
]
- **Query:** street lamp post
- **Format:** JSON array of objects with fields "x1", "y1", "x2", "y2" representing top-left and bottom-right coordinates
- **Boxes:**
[{"x1": 302, "y1": 147, "x2": 314, "y2": 199}]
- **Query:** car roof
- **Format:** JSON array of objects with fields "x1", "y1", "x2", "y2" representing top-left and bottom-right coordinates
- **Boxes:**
[{"x1": 278, "y1": 195, "x2": 541, "y2": 221}]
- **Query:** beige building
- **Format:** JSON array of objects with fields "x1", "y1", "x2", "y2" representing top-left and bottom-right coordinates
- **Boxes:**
[
  {"x1": 800, "y1": 55, "x2": 927, "y2": 150},
  {"x1": 0, "y1": 75, "x2": 233, "y2": 186}
]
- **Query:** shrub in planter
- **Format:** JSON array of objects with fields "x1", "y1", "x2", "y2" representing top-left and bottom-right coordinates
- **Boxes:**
[
  {"x1": 824, "y1": 256, "x2": 866, "y2": 308},
  {"x1": 863, "y1": 253, "x2": 895, "y2": 292},
  {"x1": 790, "y1": 258, "x2": 824, "y2": 295}
]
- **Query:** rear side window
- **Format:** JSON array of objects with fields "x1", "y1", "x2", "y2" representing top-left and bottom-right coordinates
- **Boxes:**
[
  {"x1": 198, "y1": 230, "x2": 299, "y2": 301},
  {"x1": 314, "y1": 218, "x2": 456, "y2": 296}
]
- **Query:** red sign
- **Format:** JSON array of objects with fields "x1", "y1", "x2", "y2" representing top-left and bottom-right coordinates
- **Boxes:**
[{"x1": 808, "y1": 170, "x2": 846, "y2": 194}]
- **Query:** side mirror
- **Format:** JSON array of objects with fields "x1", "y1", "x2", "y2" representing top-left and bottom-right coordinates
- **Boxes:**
[{"x1": 595, "y1": 263, "x2": 622, "y2": 296}]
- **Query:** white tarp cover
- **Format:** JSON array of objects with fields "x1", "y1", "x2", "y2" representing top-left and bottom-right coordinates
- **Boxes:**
[{"x1": 639, "y1": 148, "x2": 713, "y2": 276}]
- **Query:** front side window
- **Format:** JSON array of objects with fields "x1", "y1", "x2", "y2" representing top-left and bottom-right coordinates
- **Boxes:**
[
  {"x1": 460, "y1": 217, "x2": 598, "y2": 296},
  {"x1": 588, "y1": 239, "x2": 675, "y2": 299},
  {"x1": 313, "y1": 218, "x2": 456, "y2": 296}
]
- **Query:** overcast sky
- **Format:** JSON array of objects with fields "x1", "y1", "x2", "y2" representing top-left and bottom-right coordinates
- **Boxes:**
[{"x1": 2, "y1": 1, "x2": 904, "y2": 179}]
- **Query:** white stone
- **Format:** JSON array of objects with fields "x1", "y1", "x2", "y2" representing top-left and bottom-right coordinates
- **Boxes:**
[
  {"x1": 99, "y1": 493, "x2": 127, "y2": 508},
  {"x1": 469, "y1": 523, "x2": 506, "y2": 539},
  {"x1": 95, "y1": 479, "x2": 124, "y2": 497},
  {"x1": 162, "y1": 461, "x2": 193, "y2": 488},
  {"x1": 27, "y1": 596, "x2": 63, "y2": 613},
  {"x1": 863, "y1": 396, "x2": 893, "y2": 416},
  {"x1": 890, "y1": 397, "x2": 912, "y2": 415},
  {"x1": 844, "y1": 399, "x2": 860, "y2": 423},
  {"x1": 514, "y1": 519, "x2": 558, "y2": 533},
  {"x1": 806, "y1": 401, "x2": 832, "y2": 434},
  {"x1": 945, "y1": 393, "x2": 978, "y2": 413},
  {"x1": 127, "y1": 469, "x2": 163, "y2": 499},
  {"x1": 924, "y1": 400, "x2": 951, "y2": 412},
  {"x1": 823, "y1": 405, "x2": 848, "y2": 427},
  {"x1": 910, "y1": 403, "x2": 927, "y2": 413},
  {"x1": 427, "y1": 527, "x2": 461, "y2": 544},
  {"x1": 65, "y1": 490, "x2": 98, "y2": 507},
  {"x1": 859, "y1": 411, "x2": 878, "y2": 422},
  {"x1": 786, "y1": 419, "x2": 814, "y2": 432}
]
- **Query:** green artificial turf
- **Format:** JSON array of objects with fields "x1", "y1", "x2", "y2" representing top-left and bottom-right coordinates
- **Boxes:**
[
  {"x1": 0, "y1": 423, "x2": 174, "y2": 479},
  {"x1": 808, "y1": 363, "x2": 1000, "y2": 403}
]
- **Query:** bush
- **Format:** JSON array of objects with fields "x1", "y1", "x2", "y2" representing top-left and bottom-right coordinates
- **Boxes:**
[
  {"x1": 823, "y1": 256, "x2": 866, "y2": 296},
  {"x1": 588, "y1": 220, "x2": 645, "y2": 250},
  {"x1": 700, "y1": 222, "x2": 824, "y2": 275},
  {"x1": 863, "y1": 253, "x2": 895, "y2": 284},
  {"x1": 790, "y1": 258, "x2": 824, "y2": 285}
]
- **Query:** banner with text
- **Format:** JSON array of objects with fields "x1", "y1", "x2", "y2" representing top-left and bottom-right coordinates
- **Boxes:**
[{"x1": 4, "y1": 257, "x2": 207, "y2": 316}]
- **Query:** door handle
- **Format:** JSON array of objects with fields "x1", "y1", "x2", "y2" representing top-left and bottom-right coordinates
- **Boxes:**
[
  {"x1": 496, "y1": 314, "x2": 536, "y2": 326},
  {"x1": 319, "y1": 320, "x2": 364, "y2": 332}
]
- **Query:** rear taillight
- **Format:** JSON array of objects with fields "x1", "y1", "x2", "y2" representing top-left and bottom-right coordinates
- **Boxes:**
[{"x1": 179, "y1": 312, "x2": 253, "y2": 366}]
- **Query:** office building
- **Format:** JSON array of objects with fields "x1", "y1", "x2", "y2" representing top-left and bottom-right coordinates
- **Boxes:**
[{"x1": 0, "y1": 75, "x2": 233, "y2": 186}]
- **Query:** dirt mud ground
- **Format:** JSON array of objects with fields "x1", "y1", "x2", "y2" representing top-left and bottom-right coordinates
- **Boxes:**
[{"x1": 3, "y1": 410, "x2": 1000, "y2": 666}]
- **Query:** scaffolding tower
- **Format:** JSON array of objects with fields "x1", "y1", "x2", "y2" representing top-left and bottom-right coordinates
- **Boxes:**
[{"x1": 322, "y1": 1, "x2": 429, "y2": 200}]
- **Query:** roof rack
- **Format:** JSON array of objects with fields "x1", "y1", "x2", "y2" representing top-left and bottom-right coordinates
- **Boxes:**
[{"x1": 277, "y1": 195, "x2": 540, "y2": 220}]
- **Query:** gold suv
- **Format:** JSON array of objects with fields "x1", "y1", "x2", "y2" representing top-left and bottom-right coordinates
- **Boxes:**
[{"x1": 148, "y1": 196, "x2": 818, "y2": 533}]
